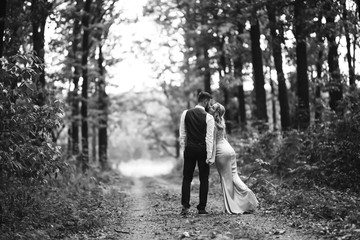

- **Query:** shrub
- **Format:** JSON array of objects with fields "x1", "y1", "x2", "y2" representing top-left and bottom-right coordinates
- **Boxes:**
[
  {"x1": 0, "y1": 54, "x2": 67, "y2": 234},
  {"x1": 0, "y1": 54, "x2": 65, "y2": 186},
  {"x1": 273, "y1": 90, "x2": 360, "y2": 192}
]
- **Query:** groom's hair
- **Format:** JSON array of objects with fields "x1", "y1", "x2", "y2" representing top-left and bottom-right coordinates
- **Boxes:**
[{"x1": 197, "y1": 91, "x2": 212, "y2": 103}]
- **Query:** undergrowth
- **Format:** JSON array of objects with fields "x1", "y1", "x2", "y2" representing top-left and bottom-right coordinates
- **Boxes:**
[
  {"x1": 0, "y1": 168, "x2": 126, "y2": 240},
  {"x1": 227, "y1": 91, "x2": 360, "y2": 239}
]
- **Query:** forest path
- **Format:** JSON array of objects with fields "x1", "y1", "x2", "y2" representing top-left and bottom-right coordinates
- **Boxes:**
[
  {"x1": 116, "y1": 169, "x2": 321, "y2": 240},
  {"x1": 118, "y1": 177, "x2": 170, "y2": 239}
]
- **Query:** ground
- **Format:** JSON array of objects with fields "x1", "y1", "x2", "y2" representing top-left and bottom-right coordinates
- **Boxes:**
[{"x1": 104, "y1": 167, "x2": 321, "y2": 240}]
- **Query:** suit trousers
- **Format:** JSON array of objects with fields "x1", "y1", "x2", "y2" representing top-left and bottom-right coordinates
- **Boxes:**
[{"x1": 181, "y1": 146, "x2": 210, "y2": 210}]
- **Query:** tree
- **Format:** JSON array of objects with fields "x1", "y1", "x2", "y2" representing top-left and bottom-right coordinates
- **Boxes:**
[
  {"x1": 342, "y1": 0, "x2": 355, "y2": 87},
  {"x1": 324, "y1": 1, "x2": 342, "y2": 112},
  {"x1": 31, "y1": 0, "x2": 51, "y2": 105},
  {"x1": 69, "y1": 0, "x2": 82, "y2": 156},
  {"x1": 80, "y1": 0, "x2": 92, "y2": 172},
  {"x1": 250, "y1": 10, "x2": 268, "y2": 124},
  {"x1": 199, "y1": 0, "x2": 212, "y2": 93},
  {"x1": 98, "y1": 45, "x2": 108, "y2": 170},
  {"x1": 294, "y1": 0, "x2": 310, "y2": 130},
  {"x1": 0, "y1": 0, "x2": 6, "y2": 58},
  {"x1": 315, "y1": 11, "x2": 325, "y2": 122},
  {"x1": 233, "y1": 22, "x2": 246, "y2": 126},
  {"x1": 267, "y1": 1, "x2": 291, "y2": 130}
]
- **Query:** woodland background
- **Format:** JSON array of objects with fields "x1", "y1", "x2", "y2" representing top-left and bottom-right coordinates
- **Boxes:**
[{"x1": 1, "y1": 0, "x2": 360, "y2": 239}]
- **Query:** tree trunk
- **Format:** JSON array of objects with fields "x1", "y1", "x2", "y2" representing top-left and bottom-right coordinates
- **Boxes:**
[
  {"x1": 218, "y1": 37, "x2": 230, "y2": 121},
  {"x1": 0, "y1": 0, "x2": 6, "y2": 58},
  {"x1": 92, "y1": 123, "x2": 97, "y2": 163},
  {"x1": 324, "y1": 2, "x2": 342, "y2": 112},
  {"x1": 237, "y1": 84, "x2": 246, "y2": 126},
  {"x1": 80, "y1": 0, "x2": 92, "y2": 172},
  {"x1": 4, "y1": 0, "x2": 25, "y2": 58},
  {"x1": 250, "y1": 13, "x2": 267, "y2": 123},
  {"x1": 98, "y1": 45, "x2": 108, "y2": 171},
  {"x1": 315, "y1": 46, "x2": 324, "y2": 122},
  {"x1": 266, "y1": 2, "x2": 290, "y2": 131},
  {"x1": 315, "y1": 14, "x2": 324, "y2": 122},
  {"x1": 342, "y1": 1, "x2": 355, "y2": 87},
  {"x1": 294, "y1": 0, "x2": 310, "y2": 130},
  {"x1": 203, "y1": 46, "x2": 211, "y2": 93},
  {"x1": 31, "y1": 0, "x2": 48, "y2": 105},
  {"x1": 234, "y1": 23, "x2": 246, "y2": 126},
  {"x1": 200, "y1": 1, "x2": 211, "y2": 94},
  {"x1": 268, "y1": 64, "x2": 277, "y2": 131},
  {"x1": 175, "y1": 129, "x2": 180, "y2": 158},
  {"x1": 70, "y1": 0, "x2": 82, "y2": 156}
]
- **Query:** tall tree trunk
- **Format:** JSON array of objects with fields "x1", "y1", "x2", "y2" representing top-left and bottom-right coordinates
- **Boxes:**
[
  {"x1": 294, "y1": 0, "x2": 310, "y2": 130},
  {"x1": 200, "y1": 0, "x2": 211, "y2": 93},
  {"x1": 315, "y1": 47, "x2": 324, "y2": 122},
  {"x1": 92, "y1": 124, "x2": 97, "y2": 163},
  {"x1": 0, "y1": 0, "x2": 6, "y2": 58},
  {"x1": 2, "y1": 0, "x2": 25, "y2": 89},
  {"x1": 203, "y1": 46, "x2": 211, "y2": 93},
  {"x1": 342, "y1": 0, "x2": 355, "y2": 87},
  {"x1": 267, "y1": 2, "x2": 290, "y2": 131},
  {"x1": 237, "y1": 84, "x2": 246, "y2": 126},
  {"x1": 31, "y1": 0, "x2": 48, "y2": 105},
  {"x1": 234, "y1": 23, "x2": 246, "y2": 127},
  {"x1": 184, "y1": 26, "x2": 191, "y2": 109},
  {"x1": 268, "y1": 63, "x2": 277, "y2": 131},
  {"x1": 353, "y1": 35, "x2": 356, "y2": 82},
  {"x1": 315, "y1": 13, "x2": 324, "y2": 122},
  {"x1": 70, "y1": 0, "x2": 82, "y2": 155},
  {"x1": 98, "y1": 45, "x2": 108, "y2": 171},
  {"x1": 324, "y1": 2, "x2": 342, "y2": 112},
  {"x1": 218, "y1": 37, "x2": 230, "y2": 121},
  {"x1": 175, "y1": 129, "x2": 180, "y2": 158},
  {"x1": 250, "y1": 13, "x2": 267, "y2": 123},
  {"x1": 5, "y1": 0, "x2": 25, "y2": 58},
  {"x1": 80, "y1": 0, "x2": 92, "y2": 172}
]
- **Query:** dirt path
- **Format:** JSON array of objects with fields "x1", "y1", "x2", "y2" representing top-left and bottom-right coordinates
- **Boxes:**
[
  {"x1": 119, "y1": 177, "x2": 174, "y2": 239},
  {"x1": 117, "y1": 171, "x2": 321, "y2": 240}
]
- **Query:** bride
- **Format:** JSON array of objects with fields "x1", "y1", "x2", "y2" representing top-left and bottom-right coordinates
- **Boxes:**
[{"x1": 207, "y1": 103, "x2": 259, "y2": 214}]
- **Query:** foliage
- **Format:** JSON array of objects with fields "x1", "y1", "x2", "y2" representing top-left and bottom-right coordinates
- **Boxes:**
[
  {"x1": 0, "y1": 54, "x2": 65, "y2": 185},
  {"x1": 254, "y1": 179, "x2": 360, "y2": 239},
  {"x1": 0, "y1": 169, "x2": 127, "y2": 239},
  {"x1": 238, "y1": 89, "x2": 360, "y2": 193},
  {"x1": 228, "y1": 113, "x2": 360, "y2": 239},
  {"x1": 0, "y1": 53, "x2": 68, "y2": 237}
]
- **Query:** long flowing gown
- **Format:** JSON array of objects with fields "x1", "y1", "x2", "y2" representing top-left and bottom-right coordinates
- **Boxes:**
[{"x1": 213, "y1": 126, "x2": 259, "y2": 214}]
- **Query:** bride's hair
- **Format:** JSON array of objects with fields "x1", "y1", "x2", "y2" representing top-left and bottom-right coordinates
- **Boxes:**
[{"x1": 213, "y1": 103, "x2": 226, "y2": 129}]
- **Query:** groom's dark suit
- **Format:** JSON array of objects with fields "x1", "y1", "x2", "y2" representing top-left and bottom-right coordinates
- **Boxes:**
[{"x1": 179, "y1": 105, "x2": 214, "y2": 211}]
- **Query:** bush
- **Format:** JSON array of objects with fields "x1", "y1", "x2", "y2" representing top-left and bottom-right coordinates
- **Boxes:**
[
  {"x1": 0, "y1": 54, "x2": 65, "y2": 186},
  {"x1": 255, "y1": 90, "x2": 360, "y2": 192},
  {"x1": 0, "y1": 54, "x2": 67, "y2": 236},
  {"x1": 237, "y1": 89, "x2": 360, "y2": 193}
]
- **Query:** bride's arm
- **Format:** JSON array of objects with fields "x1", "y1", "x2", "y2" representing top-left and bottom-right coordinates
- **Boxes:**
[
  {"x1": 223, "y1": 118, "x2": 228, "y2": 140},
  {"x1": 207, "y1": 127, "x2": 217, "y2": 165}
]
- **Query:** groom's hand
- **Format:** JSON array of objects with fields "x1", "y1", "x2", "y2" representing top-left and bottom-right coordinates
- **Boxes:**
[{"x1": 206, "y1": 158, "x2": 214, "y2": 165}]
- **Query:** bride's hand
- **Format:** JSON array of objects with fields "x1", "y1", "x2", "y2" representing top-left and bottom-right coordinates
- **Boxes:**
[{"x1": 206, "y1": 158, "x2": 215, "y2": 165}]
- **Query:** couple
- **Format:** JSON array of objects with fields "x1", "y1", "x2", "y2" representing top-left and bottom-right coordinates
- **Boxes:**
[{"x1": 179, "y1": 91, "x2": 258, "y2": 216}]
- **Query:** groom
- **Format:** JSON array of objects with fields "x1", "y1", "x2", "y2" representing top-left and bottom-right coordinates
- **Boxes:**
[{"x1": 179, "y1": 91, "x2": 215, "y2": 215}]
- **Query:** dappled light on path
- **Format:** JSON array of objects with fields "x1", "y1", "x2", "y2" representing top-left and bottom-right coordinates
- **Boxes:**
[{"x1": 117, "y1": 158, "x2": 177, "y2": 178}]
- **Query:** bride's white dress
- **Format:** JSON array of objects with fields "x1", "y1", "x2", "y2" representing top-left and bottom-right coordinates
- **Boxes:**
[{"x1": 213, "y1": 126, "x2": 259, "y2": 214}]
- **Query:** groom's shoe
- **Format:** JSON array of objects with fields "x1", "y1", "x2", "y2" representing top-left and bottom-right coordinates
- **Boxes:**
[
  {"x1": 197, "y1": 209, "x2": 209, "y2": 215},
  {"x1": 180, "y1": 207, "x2": 189, "y2": 216}
]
